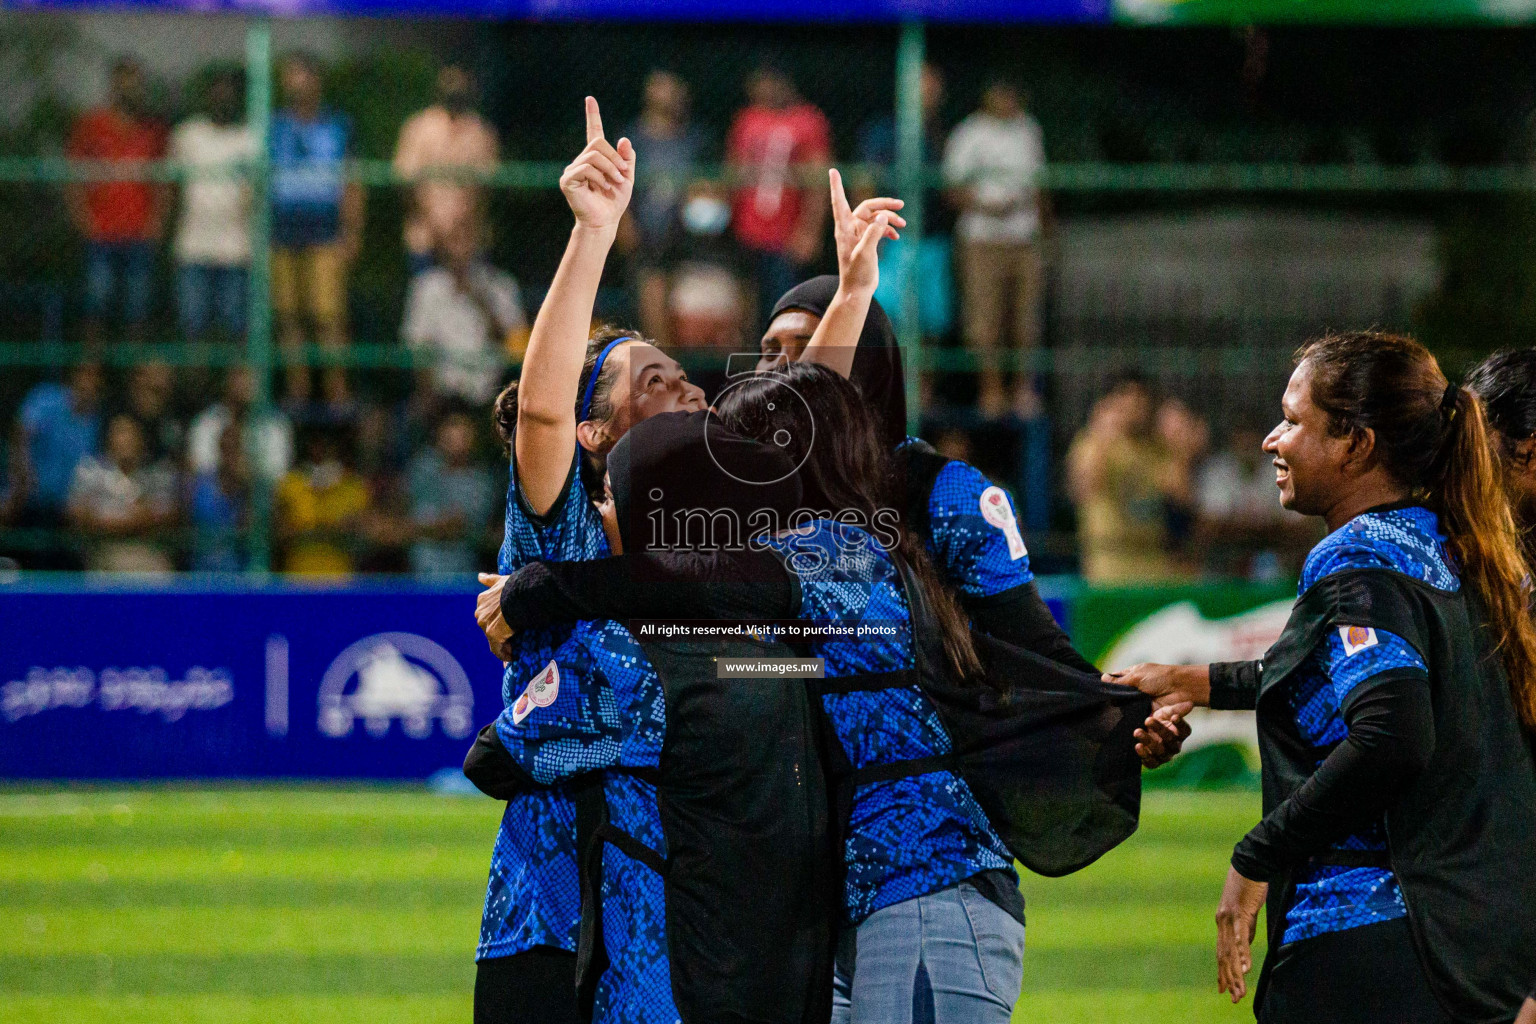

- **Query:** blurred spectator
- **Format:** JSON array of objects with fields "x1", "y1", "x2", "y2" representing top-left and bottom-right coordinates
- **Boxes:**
[
  {"x1": 66, "y1": 57, "x2": 168, "y2": 346},
  {"x1": 270, "y1": 53, "x2": 363, "y2": 404},
  {"x1": 1196, "y1": 425, "x2": 1317, "y2": 580},
  {"x1": 188, "y1": 365, "x2": 294, "y2": 484},
  {"x1": 352, "y1": 403, "x2": 410, "y2": 573},
  {"x1": 401, "y1": 219, "x2": 525, "y2": 406},
  {"x1": 187, "y1": 421, "x2": 249, "y2": 572},
  {"x1": 393, "y1": 64, "x2": 499, "y2": 277},
  {"x1": 282, "y1": 366, "x2": 360, "y2": 433},
  {"x1": 859, "y1": 63, "x2": 955, "y2": 356},
  {"x1": 727, "y1": 66, "x2": 831, "y2": 325},
  {"x1": 170, "y1": 70, "x2": 254, "y2": 342},
  {"x1": 406, "y1": 408, "x2": 494, "y2": 577},
  {"x1": 1155, "y1": 396, "x2": 1210, "y2": 568},
  {"x1": 943, "y1": 78, "x2": 1050, "y2": 419},
  {"x1": 648, "y1": 179, "x2": 750, "y2": 352},
  {"x1": 622, "y1": 70, "x2": 708, "y2": 343},
  {"x1": 14, "y1": 363, "x2": 103, "y2": 559},
  {"x1": 118, "y1": 361, "x2": 183, "y2": 463},
  {"x1": 274, "y1": 424, "x2": 369, "y2": 576},
  {"x1": 931, "y1": 426, "x2": 974, "y2": 463},
  {"x1": 0, "y1": 433, "x2": 19, "y2": 529},
  {"x1": 66, "y1": 412, "x2": 178, "y2": 573},
  {"x1": 1066, "y1": 373, "x2": 1185, "y2": 585}
]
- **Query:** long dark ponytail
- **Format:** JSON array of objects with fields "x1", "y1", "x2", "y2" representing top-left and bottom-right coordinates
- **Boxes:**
[
  {"x1": 1300, "y1": 331, "x2": 1536, "y2": 731},
  {"x1": 716, "y1": 362, "x2": 983, "y2": 683}
]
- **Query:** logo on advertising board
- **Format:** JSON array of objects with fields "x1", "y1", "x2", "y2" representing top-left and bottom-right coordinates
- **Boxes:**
[{"x1": 316, "y1": 632, "x2": 474, "y2": 740}]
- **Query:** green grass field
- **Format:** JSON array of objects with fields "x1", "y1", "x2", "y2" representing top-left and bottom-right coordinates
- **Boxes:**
[{"x1": 0, "y1": 785, "x2": 1265, "y2": 1024}]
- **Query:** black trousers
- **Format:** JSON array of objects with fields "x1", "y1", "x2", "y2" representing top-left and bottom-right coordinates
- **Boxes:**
[
  {"x1": 474, "y1": 947, "x2": 582, "y2": 1024},
  {"x1": 1259, "y1": 918, "x2": 1451, "y2": 1024}
]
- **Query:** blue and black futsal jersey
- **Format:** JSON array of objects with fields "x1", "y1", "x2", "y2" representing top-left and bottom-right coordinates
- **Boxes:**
[
  {"x1": 915, "y1": 449, "x2": 1034, "y2": 598},
  {"x1": 478, "y1": 455, "x2": 611, "y2": 962},
  {"x1": 1280, "y1": 505, "x2": 1454, "y2": 945},
  {"x1": 496, "y1": 618, "x2": 680, "y2": 1024},
  {"x1": 759, "y1": 519, "x2": 1014, "y2": 924}
]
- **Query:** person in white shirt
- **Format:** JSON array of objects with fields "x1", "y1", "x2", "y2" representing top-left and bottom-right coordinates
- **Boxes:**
[
  {"x1": 170, "y1": 71, "x2": 255, "y2": 341},
  {"x1": 187, "y1": 365, "x2": 293, "y2": 485},
  {"x1": 401, "y1": 219, "x2": 525, "y2": 406},
  {"x1": 67, "y1": 413, "x2": 178, "y2": 573},
  {"x1": 943, "y1": 79, "x2": 1051, "y2": 419}
]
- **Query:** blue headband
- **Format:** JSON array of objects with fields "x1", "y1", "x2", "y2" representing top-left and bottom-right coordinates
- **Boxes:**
[{"x1": 579, "y1": 337, "x2": 634, "y2": 422}]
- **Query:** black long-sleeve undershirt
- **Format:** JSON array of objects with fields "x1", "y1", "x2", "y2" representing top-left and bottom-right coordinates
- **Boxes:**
[
  {"x1": 502, "y1": 552, "x2": 1102, "y2": 674},
  {"x1": 500, "y1": 548, "x2": 798, "y2": 630},
  {"x1": 1209, "y1": 660, "x2": 1262, "y2": 711},
  {"x1": 1230, "y1": 672, "x2": 1436, "y2": 882}
]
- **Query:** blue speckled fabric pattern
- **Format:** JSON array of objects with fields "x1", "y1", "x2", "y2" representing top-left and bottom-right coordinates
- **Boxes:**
[
  {"x1": 479, "y1": 454, "x2": 610, "y2": 962},
  {"x1": 497, "y1": 610, "x2": 678, "y2": 1024},
  {"x1": 591, "y1": 775, "x2": 678, "y2": 1024},
  {"x1": 1281, "y1": 505, "x2": 1452, "y2": 945},
  {"x1": 924, "y1": 457, "x2": 1034, "y2": 597},
  {"x1": 761, "y1": 519, "x2": 1014, "y2": 925}
]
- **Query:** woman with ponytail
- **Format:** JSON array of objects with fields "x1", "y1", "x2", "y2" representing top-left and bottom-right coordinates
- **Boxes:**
[
  {"x1": 1110, "y1": 331, "x2": 1536, "y2": 1024},
  {"x1": 470, "y1": 97, "x2": 704, "y2": 1024},
  {"x1": 494, "y1": 364, "x2": 1041, "y2": 1023},
  {"x1": 1466, "y1": 349, "x2": 1536, "y2": 1024}
]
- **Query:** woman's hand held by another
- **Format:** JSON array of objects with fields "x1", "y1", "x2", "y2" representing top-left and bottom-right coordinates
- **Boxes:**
[
  {"x1": 477, "y1": 572, "x2": 516, "y2": 661},
  {"x1": 1135, "y1": 702, "x2": 1193, "y2": 769}
]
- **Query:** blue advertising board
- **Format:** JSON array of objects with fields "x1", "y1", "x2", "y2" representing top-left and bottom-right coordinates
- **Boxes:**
[
  {"x1": 0, "y1": 579, "x2": 504, "y2": 779},
  {"x1": 0, "y1": 0, "x2": 1108, "y2": 21}
]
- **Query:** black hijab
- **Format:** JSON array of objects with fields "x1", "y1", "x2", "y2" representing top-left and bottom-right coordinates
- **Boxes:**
[
  {"x1": 605, "y1": 410, "x2": 803, "y2": 554},
  {"x1": 769, "y1": 275, "x2": 908, "y2": 450}
]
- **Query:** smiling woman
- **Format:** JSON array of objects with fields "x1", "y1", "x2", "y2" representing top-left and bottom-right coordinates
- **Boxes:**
[{"x1": 1109, "y1": 330, "x2": 1536, "y2": 1024}]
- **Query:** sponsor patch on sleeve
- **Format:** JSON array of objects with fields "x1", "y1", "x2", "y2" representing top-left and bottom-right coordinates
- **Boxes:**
[
  {"x1": 510, "y1": 660, "x2": 560, "y2": 725},
  {"x1": 979, "y1": 485, "x2": 1028, "y2": 561},
  {"x1": 1339, "y1": 625, "x2": 1379, "y2": 657}
]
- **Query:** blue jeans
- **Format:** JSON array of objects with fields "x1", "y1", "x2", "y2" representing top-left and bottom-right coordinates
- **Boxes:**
[
  {"x1": 84, "y1": 240, "x2": 155, "y2": 326},
  {"x1": 831, "y1": 882, "x2": 1024, "y2": 1024},
  {"x1": 176, "y1": 263, "x2": 247, "y2": 339}
]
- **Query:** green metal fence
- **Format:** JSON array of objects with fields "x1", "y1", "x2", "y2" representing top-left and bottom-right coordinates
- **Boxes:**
[{"x1": 0, "y1": 21, "x2": 1529, "y2": 575}]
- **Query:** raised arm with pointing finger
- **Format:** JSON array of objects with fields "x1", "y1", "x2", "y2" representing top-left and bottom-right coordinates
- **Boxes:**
[
  {"x1": 796, "y1": 167, "x2": 904, "y2": 376},
  {"x1": 515, "y1": 97, "x2": 635, "y2": 515}
]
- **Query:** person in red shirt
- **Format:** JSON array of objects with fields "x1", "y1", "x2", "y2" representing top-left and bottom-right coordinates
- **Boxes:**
[
  {"x1": 66, "y1": 57, "x2": 168, "y2": 345},
  {"x1": 726, "y1": 66, "x2": 831, "y2": 326}
]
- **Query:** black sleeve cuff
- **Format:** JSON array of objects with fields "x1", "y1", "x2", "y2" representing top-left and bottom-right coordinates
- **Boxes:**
[
  {"x1": 462, "y1": 721, "x2": 539, "y2": 800},
  {"x1": 1231, "y1": 833, "x2": 1282, "y2": 883},
  {"x1": 1209, "y1": 660, "x2": 1261, "y2": 711}
]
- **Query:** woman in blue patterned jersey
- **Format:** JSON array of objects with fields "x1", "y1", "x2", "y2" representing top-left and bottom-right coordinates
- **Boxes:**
[
  {"x1": 471, "y1": 96, "x2": 704, "y2": 1024},
  {"x1": 1111, "y1": 331, "x2": 1536, "y2": 1024},
  {"x1": 498, "y1": 364, "x2": 1030, "y2": 1024},
  {"x1": 1465, "y1": 349, "x2": 1536, "y2": 1024},
  {"x1": 761, "y1": 274, "x2": 1101, "y2": 675},
  {"x1": 759, "y1": 257, "x2": 1180, "y2": 760},
  {"x1": 757, "y1": 170, "x2": 1123, "y2": 687}
]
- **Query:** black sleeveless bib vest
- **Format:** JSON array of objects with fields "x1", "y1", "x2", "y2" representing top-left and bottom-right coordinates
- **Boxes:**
[{"x1": 1253, "y1": 568, "x2": 1536, "y2": 1023}]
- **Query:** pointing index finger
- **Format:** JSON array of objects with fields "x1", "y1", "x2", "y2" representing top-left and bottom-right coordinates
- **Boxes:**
[
  {"x1": 829, "y1": 168, "x2": 853, "y2": 223},
  {"x1": 585, "y1": 96, "x2": 605, "y2": 144}
]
